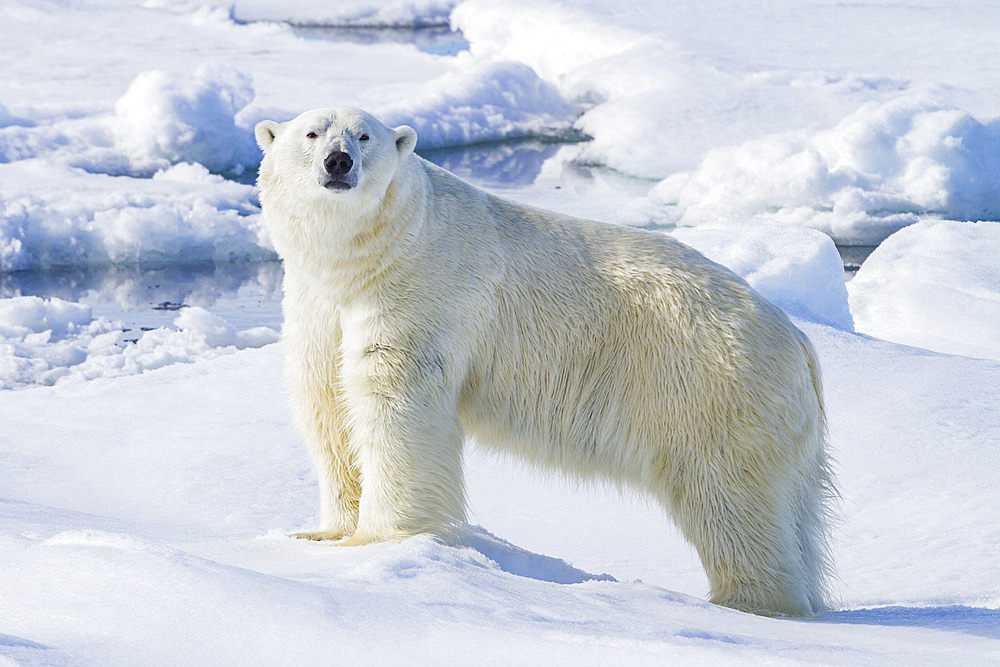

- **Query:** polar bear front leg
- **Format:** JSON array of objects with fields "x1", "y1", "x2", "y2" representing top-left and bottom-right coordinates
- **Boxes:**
[
  {"x1": 339, "y1": 351, "x2": 467, "y2": 545},
  {"x1": 291, "y1": 388, "x2": 362, "y2": 542}
]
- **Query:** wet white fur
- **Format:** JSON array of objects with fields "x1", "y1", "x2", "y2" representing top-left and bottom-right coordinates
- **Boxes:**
[{"x1": 255, "y1": 108, "x2": 836, "y2": 617}]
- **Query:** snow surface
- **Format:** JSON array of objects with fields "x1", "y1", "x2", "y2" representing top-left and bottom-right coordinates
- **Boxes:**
[
  {"x1": 673, "y1": 220, "x2": 853, "y2": 331},
  {"x1": 0, "y1": 295, "x2": 277, "y2": 389},
  {"x1": 848, "y1": 220, "x2": 1000, "y2": 361},
  {"x1": 2, "y1": 325, "x2": 999, "y2": 663},
  {"x1": 2, "y1": 0, "x2": 1000, "y2": 662}
]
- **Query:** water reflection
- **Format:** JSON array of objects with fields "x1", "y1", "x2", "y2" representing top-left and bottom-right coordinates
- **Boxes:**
[
  {"x1": 0, "y1": 262, "x2": 284, "y2": 330},
  {"x1": 291, "y1": 24, "x2": 469, "y2": 56},
  {"x1": 420, "y1": 139, "x2": 563, "y2": 189}
]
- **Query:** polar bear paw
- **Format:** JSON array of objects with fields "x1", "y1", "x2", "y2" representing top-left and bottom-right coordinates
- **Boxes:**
[{"x1": 292, "y1": 530, "x2": 348, "y2": 541}]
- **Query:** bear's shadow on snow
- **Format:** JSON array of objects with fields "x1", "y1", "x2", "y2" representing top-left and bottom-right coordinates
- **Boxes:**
[
  {"x1": 0, "y1": 632, "x2": 52, "y2": 664},
  {"x1": 460, "y1": 525, "x2": 615, "y2": 585},
  {"x1": 823, "y1": 605, "x2": 1000, "y2": 639}
]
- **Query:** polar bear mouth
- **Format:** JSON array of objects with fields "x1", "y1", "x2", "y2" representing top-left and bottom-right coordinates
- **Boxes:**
[{"x1": 317, "y1": 173, "x2": 358, "y2": 191}]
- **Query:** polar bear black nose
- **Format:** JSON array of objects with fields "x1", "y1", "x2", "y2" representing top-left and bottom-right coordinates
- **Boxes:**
[{"x1": 324, "y1": 151, "x2": 354, "y2": 177}]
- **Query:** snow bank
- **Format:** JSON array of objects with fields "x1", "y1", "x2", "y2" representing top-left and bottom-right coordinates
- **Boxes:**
[
  {"x1": 452, "y1": 0, "x2": 693, "y2": 176},
  {"x1": 848, "y1": 220, "x2": 1000, "y2": 361},
  {"x1": 0, "y1": 161, "x2": 271, "y2": 272},
  {"x1": 2, "y1": 325, "x2": 999, "y2": 662},
  {"x1": 672, "y1": 220, "x2": 852, "y2": 331},
  {"x1": 653, "y1": 99, "x2": 1000, "y2": 244},
  {"x1": 380, "y1": 59, "x2": 575, "y2": 149},
  {"x1": 0, "y1": 296, "x2": 277, "y2": 389},
  {"x1": 114, "y1": 65, "x2": 259, "y2": 175}
]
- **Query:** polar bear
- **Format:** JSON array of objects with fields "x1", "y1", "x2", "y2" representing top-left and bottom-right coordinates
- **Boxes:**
[{"x1": 255, "y1": 107, "x2": 836, "y2": 617}]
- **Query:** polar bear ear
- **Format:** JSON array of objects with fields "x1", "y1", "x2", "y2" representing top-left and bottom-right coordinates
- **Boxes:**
[
  {"x1": 255, "y1": 120, "x2": 281, "y2": 153},
  {"x1": 394, "y1": 125, "x2": 417, "y2": 160}
]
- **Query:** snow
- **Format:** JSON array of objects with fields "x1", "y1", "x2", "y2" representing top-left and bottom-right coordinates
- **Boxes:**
[
  {"x1": 2, "y1": 0, "x2": 1000, "y2": 662},
  {"x1": 672, "y1": 220, "x2": 853, "y2": 331},
  {"x1": 848, "y1": 220, "x2": 1000, "y2": 361},
  {"x1": 377, "y1": 59, "x2": 576, "y2": 148},
  {"x1": 651, "y1": 98, "x2": 1000, "y2": 243},
  {"x1": 113, "y1": 65, "x2": 260, "y2": 175},
  {"x1": 2, "y1": 328, "x2": 999, "y2": 663},
  {"x1": 3, "y1": 0, "x2": 999, "y2": 261},
  {"x1": 0, "y1": 296, "x2": 277, "y2": 389},
  {"x1": 0, "y1": 160, "x2": 269, "y2": 272}
]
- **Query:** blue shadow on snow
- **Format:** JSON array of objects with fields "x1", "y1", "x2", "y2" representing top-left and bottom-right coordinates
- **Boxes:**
[
  {"x1": 460, "y1": 525, "x2": 616, "y2": 585},
  {"x1": 823, "y1": 605, "x2": 1000, "y2": 640}
]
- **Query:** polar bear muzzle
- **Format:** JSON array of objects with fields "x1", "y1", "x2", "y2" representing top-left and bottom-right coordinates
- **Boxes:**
[{"x1": 321, "y1": 150, "x2": 358, "y2": 190}]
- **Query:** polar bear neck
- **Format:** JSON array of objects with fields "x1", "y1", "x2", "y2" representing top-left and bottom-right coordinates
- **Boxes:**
[{"x1": 276, "y1": 156, "x2": 428, "y2": 302}]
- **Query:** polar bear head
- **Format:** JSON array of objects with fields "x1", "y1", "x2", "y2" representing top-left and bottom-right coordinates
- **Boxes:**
[{"x1": 255, "y1": 107, "x2": 417, "y2": 210}]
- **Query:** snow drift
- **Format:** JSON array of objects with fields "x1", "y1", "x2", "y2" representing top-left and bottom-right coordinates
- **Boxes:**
[{"x1": 849, "y1": 220, "x2": 1000, "y2": 361}]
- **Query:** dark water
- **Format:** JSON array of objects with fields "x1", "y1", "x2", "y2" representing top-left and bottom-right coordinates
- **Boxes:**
[
  {"x1": 838, "y1": 245, "x2": 878, "y2": 277},
  {"x1": 291, "y1": 24, "x2": 470, "y2": 56}
]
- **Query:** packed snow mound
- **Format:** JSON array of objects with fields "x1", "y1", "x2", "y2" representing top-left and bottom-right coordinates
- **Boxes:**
[
  {"x1": 0, "y1": 296, "x2": 277, "y2": 389},
  {"x1": 0, "y1": 296, "x2": 92, "y2": 340},
  {"x1": 652, "y1": 98, "x2": 1000, "y2": 245},
  {"x1": 0, "y1": 161, "x2": 271, "y2": 272},
  {"x1": 114, "y1": 65, "x2": 259, "y2": 175},
  {"x1": 672, "y1": 220, "x2": 853, "y2": 331},
  {"x1": 452, "y1": 0, "x2": 649, "y2": 89},
  {"x1": 452, "y1": 0, "x2": 697, "y2": 175},
  {"x1": 380, "y1": 59, "x2": 576, "y2": 149},
  {"x1": 848, "y1": 220, "x2": 1000, "y2": 361}
]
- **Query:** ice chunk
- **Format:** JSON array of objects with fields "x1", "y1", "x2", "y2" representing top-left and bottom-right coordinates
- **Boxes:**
[
  {"x1": 673, "y1": 219, "x2": 853, "y2": 331},
  {"x1": 381, "y1": 60, "x2": 575, "y2": 149},
  {"x1": 848, "y1": 220, "x2": 1000, "y2": 360},
  {"x1": 113, "y1": 65, "x2": 258, "y2": 174},
  {"x1": 651, "y1": 98, "x2": 1000, "y2": 245},
  {"x1": 0, "y1": 296, "x2": 278, "y2": 389}
]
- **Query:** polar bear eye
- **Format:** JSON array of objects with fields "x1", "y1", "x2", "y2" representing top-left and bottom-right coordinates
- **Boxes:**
[
  {"x1": 359, "y1": 134, "x2": 370, "y2": 142},
  {"x1": 306, "y1": 131, "x2": 318, "y2": 139}
]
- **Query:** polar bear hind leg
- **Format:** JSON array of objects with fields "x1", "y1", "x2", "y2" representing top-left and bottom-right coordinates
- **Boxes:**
[
  {"x1": 655, "y1": 346, "x2": 833, "y2": 617},
  {"x1": 661, "y1": 447, "x2": 830, "y2": 617}
]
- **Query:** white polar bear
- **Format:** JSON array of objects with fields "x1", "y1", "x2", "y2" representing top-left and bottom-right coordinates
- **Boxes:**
[{"x1": 255, "y1": 107, "x2": 836, "y2": 617}]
